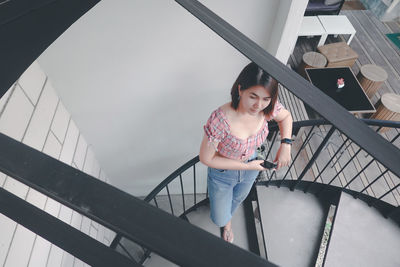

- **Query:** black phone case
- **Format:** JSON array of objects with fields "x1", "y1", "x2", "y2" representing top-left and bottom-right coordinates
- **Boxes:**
[{"x1": 261, "y1": 160, "x2": 277, "y2": 169}]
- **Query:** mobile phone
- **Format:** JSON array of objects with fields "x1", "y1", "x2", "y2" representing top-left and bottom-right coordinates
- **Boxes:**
[{"x1": 261, "y1": 160, "x2": 277, "y2": 169}]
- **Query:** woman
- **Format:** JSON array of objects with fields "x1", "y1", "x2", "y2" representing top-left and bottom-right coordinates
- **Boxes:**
[{"x1": 199, "y1": 62, "x2": 292, "y2": 243}]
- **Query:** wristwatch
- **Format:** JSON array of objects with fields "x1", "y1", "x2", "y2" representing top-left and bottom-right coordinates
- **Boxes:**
[{"x1": 280, "y1": 138, "x2": 293, "y2": 145}]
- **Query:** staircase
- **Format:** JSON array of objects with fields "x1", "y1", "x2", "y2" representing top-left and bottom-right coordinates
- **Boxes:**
[
  {"x1": 136, "y1": 182, "x2": 400, "y2": 267},
  {"x1": 2, "y1": 0, "x2": 400, "y2": 266},
  {"x1": 107, "y1": 117, "x2": 400, "y2": 267}
]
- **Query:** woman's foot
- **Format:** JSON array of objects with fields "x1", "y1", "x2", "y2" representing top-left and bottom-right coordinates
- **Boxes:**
[{"x1": 222, "y1": 226, "x2": 234, "y2": 243}]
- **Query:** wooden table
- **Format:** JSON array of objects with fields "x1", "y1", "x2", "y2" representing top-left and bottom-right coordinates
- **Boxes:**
[
  {"x1": 357, "y1": 64, "x2": 388, "y2": 99},
  {"x1": 371, "y1": 93, "x2": 400, "y2": 132}
]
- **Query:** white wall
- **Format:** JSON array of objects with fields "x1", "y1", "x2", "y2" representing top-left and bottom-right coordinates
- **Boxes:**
[
  {"x1": 0, "y1": 62, "x2": 115, "y2": 267},
  {"x1": 268, "y1": 0, "x2": 308, "y2": 63},
  {"x1": 37, "y1": 0, "x2": 303, "y2": 196}
]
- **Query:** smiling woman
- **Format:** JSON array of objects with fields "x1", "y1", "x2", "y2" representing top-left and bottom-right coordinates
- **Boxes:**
[{"x1": 199, "y1": 62, "x2": 293, "y2": 243}]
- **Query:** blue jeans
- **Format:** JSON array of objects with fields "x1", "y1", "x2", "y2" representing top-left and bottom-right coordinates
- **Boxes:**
[{"x1": 207, "y1": 153, "x2": 259, "y2": 227}]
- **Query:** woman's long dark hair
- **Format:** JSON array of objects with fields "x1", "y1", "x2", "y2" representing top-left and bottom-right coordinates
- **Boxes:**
[{"x1": 230, "y1": 62, "x2": 278, "y2": 116}]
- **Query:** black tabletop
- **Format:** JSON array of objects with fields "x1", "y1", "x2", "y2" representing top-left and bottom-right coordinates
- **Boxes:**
[{"x1": 305, "y1": 67, "x2": 375, "y2": 113}]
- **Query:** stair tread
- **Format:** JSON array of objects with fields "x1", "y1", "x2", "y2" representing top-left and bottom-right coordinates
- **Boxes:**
[
  {"x1": 324, "y1": 192, "x2": 400, "y2": 267},
  {"x1": 256, "y1": 185, "x2": 327, "y2": 267},
  {"x1": 186, "y1": 203, "x2": 251, "y2": 251},
  {"x1": 144, "y1": 202, "x2": 252, "y2": 266}
]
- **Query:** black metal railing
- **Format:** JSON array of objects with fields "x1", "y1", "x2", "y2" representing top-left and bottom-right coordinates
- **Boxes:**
[
  {"x1": 110, "y1": 155, "x2": 207, "y2": 264},
  {"x1": 262, "y1": 119, "x2": 400, "y2": 214},
  {"x1": 110, "y1": 118, "x2": 400, "y2": 264}
]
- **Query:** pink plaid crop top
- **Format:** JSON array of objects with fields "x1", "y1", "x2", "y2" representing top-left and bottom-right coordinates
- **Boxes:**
[{"x1": 204, "y1": 102, "x2": 283, "y2": 161}]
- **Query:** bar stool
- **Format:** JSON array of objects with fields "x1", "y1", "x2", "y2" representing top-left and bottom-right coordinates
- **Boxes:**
[
  {"x1": 370, "y1": 93, "x2": 400, "y2": 132},
  {"x1": 297, "y1": 51, "x2": 327, "y2": 78},
  {"x1": 357, "y1": 64, "x2": 388, "y2": 99}
]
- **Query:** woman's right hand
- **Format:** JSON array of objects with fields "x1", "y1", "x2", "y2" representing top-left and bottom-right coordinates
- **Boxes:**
[{"x1": 246, "y1": 160, "x2": 268, "y2": 171}]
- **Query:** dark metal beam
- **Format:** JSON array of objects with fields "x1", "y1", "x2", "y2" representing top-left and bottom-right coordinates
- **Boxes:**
[
  {"x1": 0, "y1": 132, "x2": 276, "y2": 267},
  {"x1": 0, "y1": 187, "x2": 139, "y2": 267},
  {"x1": 0, "y1": 0, "x2": 101, "y2": 98},
  {"x1": 174, "y1": 0, "x2": 400, "y2": 178}
]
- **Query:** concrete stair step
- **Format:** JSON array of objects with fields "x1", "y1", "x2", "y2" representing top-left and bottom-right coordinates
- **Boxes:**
[
  {"x1": 324, "y1": 192, "x2": 400, "y2": 267},
  {"x1": 256, "y1": 185, "x2": 329, "y2": 267},
  {"x1": 144, "y1": 202, "x2": 253, "y2": 266}
]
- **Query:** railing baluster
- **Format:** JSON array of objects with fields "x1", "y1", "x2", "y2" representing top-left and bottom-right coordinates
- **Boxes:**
[
  {"x1": 179, "y1": 174, "x2": 186, "y2": 213},
  {"x1": 326, "y1": 147, "x2": 362, "y2": 186},
  {"x1": 153, "y1": 197, "x2": 159, "y2": 208},
  {"x1": 343, "y1": 160, "x2": 375, "y2": 189},
  {"x1": 348, "y1": 133, "x2": 400, "y2": 191},
  {"x1": 279, "y1": 125, "x2": 316, "y2": 187},
  {"x1": 355, "y1": 170, "x2": 389, "y2": 199},
  {"x1": 389, "y1": 132, "x2": 400, "y2": 144},
  {"x1": 291, "y1": 126, "x2": 336, "y2": 191},
  {"x1": 193, "y1": 164, "x2": 197, "y2": 206},
  {"x1": 373, "y1": 183, "x2": 400, "y2": 205},
  {"x1": 266, "y1": 170, "x2": 277, "y2": 186},
  {"x1": 265, "y1": 130, "x2": 278, "y2": 160},
  {"x1": 330, "y1": 139, "x2": 352, "y2": 167},
  {"x1": 166, "y1": 185, "x2": 174, "y2": 216},
  {"x1": 304, "y1": 137, "x2": 349, "y2": 193},
  {"x1": 316, "y1": 146, "x2": 363, "y2": 197}
]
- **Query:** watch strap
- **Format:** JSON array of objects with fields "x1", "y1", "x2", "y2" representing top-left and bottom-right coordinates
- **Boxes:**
[{"x1": 280, "y1": 138, "x2": 293, "y2": 145}]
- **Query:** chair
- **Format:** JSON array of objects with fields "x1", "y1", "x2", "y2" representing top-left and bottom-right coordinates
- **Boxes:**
[{"x1": 304, "y1": 0, "x2": 346, "y2": 16}]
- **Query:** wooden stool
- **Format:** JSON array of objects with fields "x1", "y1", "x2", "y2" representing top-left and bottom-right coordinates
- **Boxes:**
[
  {"x1": 357, "y1": 64, "x2": 388, "y2": 99},
  {"x1": 317, "y1": 42, "x2": 358, "y2": 68},
  {"x1": 370, "y1": 93, "x2": 400, "y2": 132},
  {"x1": 297, "y1": 51, "x2": 327, "y2": 78}
]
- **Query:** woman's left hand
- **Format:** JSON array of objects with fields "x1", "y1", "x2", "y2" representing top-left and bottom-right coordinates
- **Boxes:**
[{"x1": 274, "y1": 144, "x2": 291, "y2": 170}]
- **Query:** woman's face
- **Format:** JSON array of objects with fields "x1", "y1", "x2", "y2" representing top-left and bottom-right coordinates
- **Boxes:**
[{"x1": 238, "y1": 85, "x2": 272, "y2": 116}]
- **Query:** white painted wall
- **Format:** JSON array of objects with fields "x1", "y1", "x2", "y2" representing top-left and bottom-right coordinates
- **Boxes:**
[
  {"x1": 0, "y1": 62, "x2": 115, "y2": 267},
  {"x1": 37, "y1": 0, "x2": 304, "y2": 196},
  {"x1": 268, "y1": 0, "x2": 308, "y2": 63}
]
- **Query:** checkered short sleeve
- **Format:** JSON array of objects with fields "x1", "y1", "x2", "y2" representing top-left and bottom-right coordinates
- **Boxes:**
[
  {"x1": 265, "y1": 101, "x2": 284, "y2": 121},
  {"x1": 203, "y1": 109, "x2": 228, "y2": 146}
]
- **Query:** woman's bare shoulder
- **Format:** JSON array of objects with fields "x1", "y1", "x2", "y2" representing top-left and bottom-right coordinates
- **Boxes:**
[{"x1": 219, "y1": 102, "x2": 233, "y2": 113}]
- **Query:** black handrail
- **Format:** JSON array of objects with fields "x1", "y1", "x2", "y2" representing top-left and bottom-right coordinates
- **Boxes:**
[
  {"x1": 145, "y1": 156, "x2": 199, "y2": 202},
  {"x1": 0, "y1": 0, "x2": 101, "y2": 97},
  {"x1": 0, "y1": 187, "x2": 138, "y2": 267},
  {"x1": 0, "y1": 132, "x2": 275, "y2": 267}
]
